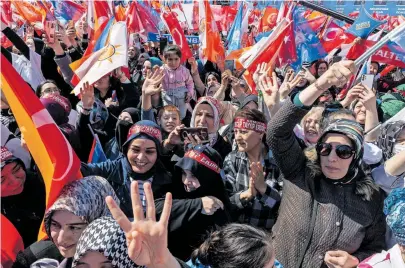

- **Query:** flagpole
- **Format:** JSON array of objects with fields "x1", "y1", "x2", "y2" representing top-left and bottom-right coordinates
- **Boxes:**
[
  {"x1": 354, "y1": 22, "x2": 405, "y2": 67},
  {"x1": 297, "y1": 0, "x2": 388, "y2": 36}
]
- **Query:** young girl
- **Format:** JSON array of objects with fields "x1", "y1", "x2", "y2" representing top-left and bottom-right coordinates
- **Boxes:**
[{"x1": 161, "y1": 45, "x2": 195, "y2": 120}]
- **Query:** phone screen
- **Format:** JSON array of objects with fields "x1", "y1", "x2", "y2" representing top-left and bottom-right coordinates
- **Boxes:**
[
  {"x1": 45, "y1": 21, "x2": 56, "y2": 44},
  {"x1": 225, "y1": 60, "x2": 235, "y2": 72},
  {"x1": 361, "y1": 74, "x2": 374, "y2": 91},
  {"x1": 180, "y1": 128, "x2": 209, "y2": 143}
]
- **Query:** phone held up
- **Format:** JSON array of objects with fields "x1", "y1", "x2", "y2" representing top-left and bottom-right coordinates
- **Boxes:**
[{"x1": 180, "y1": 127, "x2": 209, "y2": 144}]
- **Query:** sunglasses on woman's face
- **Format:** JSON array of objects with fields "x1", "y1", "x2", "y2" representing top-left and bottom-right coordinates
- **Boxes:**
[{"x1": 316, "y1": 143, "x2": 355, "y2": 159}]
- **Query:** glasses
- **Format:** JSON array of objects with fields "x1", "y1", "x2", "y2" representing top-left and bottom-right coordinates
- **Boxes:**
[
  {"x1": 42, "y1": 87, "x2": 60, "y2": 94},
  {"x1": 316, "y1": 143, "x2": 355, "y2": 159}
]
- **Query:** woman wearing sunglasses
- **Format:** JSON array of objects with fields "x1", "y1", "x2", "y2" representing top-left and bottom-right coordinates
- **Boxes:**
[{"x1": 266, "y1": 60, "x2": 386, "y2": 268}]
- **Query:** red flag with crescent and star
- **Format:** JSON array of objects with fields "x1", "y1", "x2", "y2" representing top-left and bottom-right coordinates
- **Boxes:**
[
  {"x1": 161, "y1": 11, "x2": 193, "y2": 63},
  {"x1": 0, "y1": 54, "x2": 82, "y2": 240}
]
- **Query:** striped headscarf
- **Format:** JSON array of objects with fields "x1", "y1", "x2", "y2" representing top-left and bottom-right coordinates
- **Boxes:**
[
  {"x1": 72, "y1": 217, "x2": 140, "y2": 268},
  {"x1": 44, "y1": 176, "x2": 120, "y2": 237}
]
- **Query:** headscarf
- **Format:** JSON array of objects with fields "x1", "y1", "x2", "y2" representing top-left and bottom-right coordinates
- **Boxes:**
[
  {"x1": 384, "y1": 188, "x2": 405, "y2": 245},
  {"x1": 123, "y1": 120, "x2": 163, "y2": 154},
  {"x1": 175, "y1": 145, "x2": 227, "y2": 200},
  {"x1": 148, "y1": 57, "x2": 163, "y2": 67},
  {"x1": 191, "y1": 97, "x2": 221, "y2": 146},
  {"x1": 1, "y1": 146, "x2": 24, "y2": 170},
  {"x1": 72, "y1": 217, "x2": 140, "y2": 268},
  {"x1": 317, "y1": 119, "x2": 364, "y2": 183},
  {"x1": 205, "y1": 72, "x2": 221, "y2": 85},
  {"x1": 44, "y1": 176, "x2": 120, "y2": 237},
  {"x1": 40, "y1": 94, "x2": 71, "y2": 126}
]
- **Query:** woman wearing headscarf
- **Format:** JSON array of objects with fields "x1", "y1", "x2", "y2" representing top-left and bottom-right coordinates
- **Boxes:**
[
  {"x1": 267, "y1": 61, "x2": 386, "y2": 267},
  {"x1": 188, "y1": 97, "x2": 231, "y2": 161},
  {"x1": 71, "y1": 217, "x2": 140, "y2": 268},
  {"x1": 14, "y1": 176, "x2": 118, "y2": 268},
  {"x1": 358, "y1": 188, "x2": 405, "y2": 267},
  {"x1": 157, "y1": 145, "x2": 231, "y2": 260},
  {"x1": 80, "y1": 120, "x2": 173, "y2": 218},
  {"x1": 1, "y1": 147, "x2": 45, "y2": 247}
]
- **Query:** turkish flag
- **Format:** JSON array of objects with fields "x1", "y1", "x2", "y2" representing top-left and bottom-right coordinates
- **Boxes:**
[
  {"x1": 161, "y1": 11, "x2": 193, "y2": 63},
  {"x1": 347, "y1": 39, "x2": 405, "y2": 68},
  {"x1": 320, "y1": 21, "x2": 355, "y2": 53},
  {"x1": 259, "y1": 7, "x2": 278, "y2": 32},
  {"x1": 278, "y1": 21, "x2": 297, "y2": 66}
]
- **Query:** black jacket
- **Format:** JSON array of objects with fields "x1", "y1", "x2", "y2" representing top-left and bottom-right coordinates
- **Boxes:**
[
  {"x1": 80, "y1": 157, "x2": 173, "y2": 218},
  {"x1": 1, "y1": 171, "x2": 46, "y2": 247}
]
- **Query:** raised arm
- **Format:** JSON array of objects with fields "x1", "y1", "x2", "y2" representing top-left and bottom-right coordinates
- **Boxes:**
[
  {"x1": 1, "y1": 26, "x2": 30, "y2": 60},
  {"x1": 188, "y1": 57, "x2": 205, "y2": 96},
  {"x1": 267, "y1": 61, "x2": 356, "y2": 179},
  {"x1": 141, "y1": 67, "x2": 164, "y2": 121}
]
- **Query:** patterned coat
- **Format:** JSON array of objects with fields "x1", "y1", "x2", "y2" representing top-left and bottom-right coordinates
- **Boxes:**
[{"x1": 267, "y1": 99, "x2": 386, "y2": 268}]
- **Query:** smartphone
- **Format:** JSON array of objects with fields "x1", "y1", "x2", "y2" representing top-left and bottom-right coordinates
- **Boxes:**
[
  {"x1": 180, "y1": 127, "x2": 209, "y2": 143},
  {"x1": 361, "y1": 74, "x2": 374, "y2": 91},
  {"x1": 225, "y1": 59, "x2": 235, "y2": 72},
  {"x1": 160, "y1": 37, "x2": 168, "y2": 54},
  {"x1": 112, "y1": 90, "x2": 117, "y2": 102},
  {"x1": 45, "y1": 21, "x2": 56, "y2": 44}
]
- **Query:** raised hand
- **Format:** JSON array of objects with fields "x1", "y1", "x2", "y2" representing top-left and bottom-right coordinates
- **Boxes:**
[
  {"x1": 316, "y1": 61, "x2": 356, "y2": 91},
  {"x1": 253, "y1": 62, "x2": 271, "y2": 84},
  {"x1": 340, "y1": 83, "x2": 364, "y2": 107},
  {"x1": 221, "y1": 69, "x2": 232, "y2": 88},
  {"x1": 188, "y1": 57, "x2": 198, "y2": 74},
  {"x1": 79, "y1": 82, "x2": 95, "y2": 110},
  {"x1": 257, "y1": 72, "x2": 280, "y2": 109},
  {"x1": 279, "y1": 71, "x2": 304, "y2": 99},
  {"x1": 106, "y1": 181, "x2": 173, "y2": 266},
  {"x1": 142, "y1": 67, "x2": 164, "y2": 96},
  {"x1": 164, "y1": 125, "x2": 185, "y2": 147},
  {"x1": 358, "y1": 84, "x2": 376, "y2": 110}
]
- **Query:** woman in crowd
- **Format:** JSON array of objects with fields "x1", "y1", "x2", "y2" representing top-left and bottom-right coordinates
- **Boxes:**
[
  {"x1": 1, "y1": 147, "x2": 45, "y2": 247},
  {"x1": 32, "y1": 176, "x2": 120, "y2": 268},
  {"x1": 161, "y1": 145, "x2": 231, "y2": 260},
  {"x1": 80, "y1": 120, "x2": 173, "y2": 218},
  {"x1": 224, "y1": 109, "x2": 281, "y2": 230},
  {"x1": 359, "y1": 188, "x2": 405, "y2": 267},
  {"x1": 266, "y1": 60, "x2": 386, "y2": 267},
  {"x1": 294, "y1": 106, "x2": 325, "y2": 148},
  {"x1": 188, "y1": 96, "x2": 232, "y2": 160}
]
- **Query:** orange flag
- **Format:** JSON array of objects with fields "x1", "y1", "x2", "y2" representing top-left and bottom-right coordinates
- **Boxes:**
[
  {"x1": 199, "y1": 0, "x2": 225, "y2": 71},
  {"x1": 12, "y1": 1, "x2": 45, "y2": 25},
  {"x1": 1, "y1": 54, "x2": 82, "y2": 240}
]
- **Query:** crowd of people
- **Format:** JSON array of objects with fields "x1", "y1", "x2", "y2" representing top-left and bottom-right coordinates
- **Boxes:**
[{"x1": 1, "y1": 3, "x2": 405, "y2": 268}]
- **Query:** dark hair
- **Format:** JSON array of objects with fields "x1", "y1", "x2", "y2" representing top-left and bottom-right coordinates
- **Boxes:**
[
  {"x1": 35, "y1": 79, "x2": 58, "y2": 97},
  {"x1": 163, "y1": 44, "x2": 182, "y2": 59},
  {"x1": 191, "y1": 224, "x2": 274, "y2": 268},
  {"x1": 234, "y1": 108, "x2": 266, "y2": 124},
  {"x1": 371, "y1": 61, "x2": 380, "y2": 72},
  {"x1": 315, "y1": 60, "x2": 329, "y2": 78}
]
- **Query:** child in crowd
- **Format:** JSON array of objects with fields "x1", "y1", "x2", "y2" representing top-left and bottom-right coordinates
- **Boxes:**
[{"x1": 161, "y1": 45, "x2": 195, "y2": 120}]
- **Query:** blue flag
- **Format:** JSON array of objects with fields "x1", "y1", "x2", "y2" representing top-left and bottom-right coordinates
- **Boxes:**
[
  {"x1": 346, "y1": 7, "x2": 384, "y2": 39},
  {"x1": 291, "y1": 9, "x2": 327, "y2": 71},
  {"x1": 88, "y1": 133, "x2": 107, "y2": 164},
  {"x1": 226, "y1": 2, "x2": 244, "y2": 53}
]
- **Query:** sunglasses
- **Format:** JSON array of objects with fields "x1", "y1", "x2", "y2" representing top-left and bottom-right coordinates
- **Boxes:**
[{"x1": 316, "y1": 143, "x2": 355, "y2": 159}]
